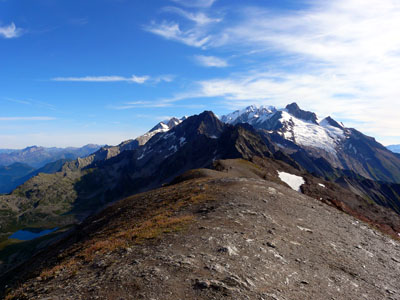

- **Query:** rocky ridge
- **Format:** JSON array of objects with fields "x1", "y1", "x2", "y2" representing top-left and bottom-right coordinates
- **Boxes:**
[{"x1": 3, "y1": 159, "x2": 400, "y2": 299}]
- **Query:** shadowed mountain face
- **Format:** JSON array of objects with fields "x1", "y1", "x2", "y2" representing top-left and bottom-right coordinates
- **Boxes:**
[
  {"x1": 221, "y1": 103, "x2": 400, "y2": 183},
  {"x1": 285, "y1": 102, "x2": 318, "y2": 124}
]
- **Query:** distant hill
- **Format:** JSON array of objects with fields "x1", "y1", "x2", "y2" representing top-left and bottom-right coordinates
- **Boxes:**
[
  {"x1": 0, "y1": 144, "x2": 102, "y2": 169},
  {"x1": 0, "y1": 159, "x2": 77, "y2": 194},
  {"x1": 0, "y1": 163, "x2": 36, "y2": 194},
  {"x1": 388, "y1": 144, "x2": 400, "y2": 153},
  {"x1": 0, "y1": 143, "x2": 102, "y2": 194}
]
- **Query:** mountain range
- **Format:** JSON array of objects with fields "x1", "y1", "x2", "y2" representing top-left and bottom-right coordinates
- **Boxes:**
[
  {"x1": 1, "y1": 104, "x2": 400, "y2": 299},
  {"x1": 0, "y1": 144, "x2": 102, "y2": 169},
  {"x1": 0, "y1": 145, "x2": 103, "y2": 194},
  {"x1": 222, "y1": 103, "x2": 400, "y2": 183}
]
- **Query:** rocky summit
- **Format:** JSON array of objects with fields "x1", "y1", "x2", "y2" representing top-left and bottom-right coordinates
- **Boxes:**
[{"x1": 1, "y1": 106, "x2": 400, "y2": 300}]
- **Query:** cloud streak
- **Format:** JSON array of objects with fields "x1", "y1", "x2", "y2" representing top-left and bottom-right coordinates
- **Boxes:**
[
  {"x1": 110, "y1": 101, "x2": 172, "y2": 110},
  {"x1": 194, "y1": 55, "x2": 228, "y2": 67},
  {"x1": 4, "y1": 98, "x2": 57, "y2": 111},
  {"x1": 170, "y1": 0, "x2": 216, "y2": 8},
  {"x1": 163, "y1": 7, "x2": 221, "y2": 25},
  {"x1": 52, "y1": 75, "x2": 150, "y2": 84},
  {"x1": 0, "y1": 22, "x2": 22, "y2": 38},
  {"x1": 145, "y1": 21, "x2": 210, "y2": 48}
]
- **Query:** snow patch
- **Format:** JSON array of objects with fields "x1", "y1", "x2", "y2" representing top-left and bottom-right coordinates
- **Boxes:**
[
  {"x1": 179, "y1": 137, "x2": 186, "y2": 145},
  {"x1": 297, "y1": 225, "x2": 313, "y2": 233},
  {"x1": 163, "y1": 132, "x2": 175, "y2": 140},
  {"x1": 159, "y1": 122, "x2": 169, "y2": 130},
  {"x1": 277, "y1": 171, "x2": 304, "y2": 192},
  {"x1": 137, "y1": 153, "x2": 145, "y2": 160},
  {"x1": 318, "y1": 183, "x2": 326, "y2": 188}
]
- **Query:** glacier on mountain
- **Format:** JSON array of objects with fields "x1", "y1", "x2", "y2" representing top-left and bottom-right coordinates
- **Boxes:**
[{"x1": 221, "y1": 103, "x2": 346, "y2": 155}]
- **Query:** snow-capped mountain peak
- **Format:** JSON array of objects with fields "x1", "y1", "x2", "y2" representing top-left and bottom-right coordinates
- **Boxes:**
[
  {"x1": 220, "y1": 105, "x2": 276, "y2": 125},
  {"x1": 319, "y1": 116, "x2": 344, "y2": 129},
  {"x1": 136, "y1": 116, "x2": 186, "y2": 146},
  {"x1": 221, "y1": 103, "x2": 346, "y2": 155}
]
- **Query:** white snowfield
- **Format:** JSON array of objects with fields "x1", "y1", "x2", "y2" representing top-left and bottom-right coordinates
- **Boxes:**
[
  {"x1": 221, "y1": 105, "x2": 275, "y2": 124},
  {"x1": 138, "y1": 118, "x2": 183, "y2": 145},
  {"x1": 279, "y1": 111, "x2": 344, "y2": 154},
  {"x1": 277, "y1": 171, "x2": 305, "y2": 192}
]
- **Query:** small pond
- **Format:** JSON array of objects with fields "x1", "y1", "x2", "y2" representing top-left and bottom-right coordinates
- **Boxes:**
[{"x1": 9, "y1": 227, "x2": 58, "y2": 241}]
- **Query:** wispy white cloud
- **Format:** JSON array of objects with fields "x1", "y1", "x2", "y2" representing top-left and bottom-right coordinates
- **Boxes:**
[
  {"x1": 170, "y1": 0, "x2": 217, "y2": 8},
  {"x1": 146, "y1": 1, "x2": 221, "y2": 48},
  {"x1": 52, "y1": 75, "x2": 150, "y2": 84},
  {"x1": 108, "y1": 92, "x2": 206, "y2": 110},
  {"x1": 146, "y1": 0, "x2": 400, "y2": 143},
  {"x1": 0, "y1": 116, "x2": 56, "y2": 121},
  {"x1": 145, "y1": 21, "x2": 210, "y2": 48},
  {"x1": 153, "y1": 74, "x2": 175, "y2": 83},
  {"x1": 0, "y1": 22, "x2": 22, "y2": 38},
  {"x1": 3, "y1": 98, "x2": 31, "y2": 105},
  {"x1": 52, "y1": 74, "x2": 175, "y2": 85},
  {"x1": 3, "y1": 97, "x2": 57, "y2": 110},
  {"x1": 194, "y1": 55, "x2": 228, "y2": 67},
  {"x1": 109, "y1": 101, "x2": 172, "y2": 110},
  {"x1": 163, "y1": 7, "x2": 221, "y2": 25}
]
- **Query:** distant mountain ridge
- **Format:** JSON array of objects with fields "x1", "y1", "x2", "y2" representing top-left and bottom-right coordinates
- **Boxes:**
[
  {"x1": 72, "y1": 117, "x2": 186, "y2": 170},
  {"x1": 0, "y1": 163, "x2": 36, "y2": 194},
  {"x1": 0, "y1": 159, "x2": 72, "y2": 194},
  {"x1": 0, "y1": 144, "x2": 102, "y2": 168}
]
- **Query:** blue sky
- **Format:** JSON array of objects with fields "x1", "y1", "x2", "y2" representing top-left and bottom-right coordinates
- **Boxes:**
[{"x1": 1, "y1": 0, "x2": 399, "y2": 148}]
